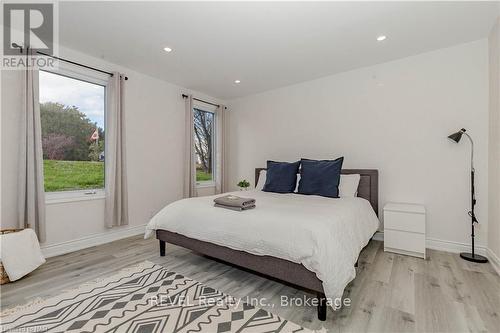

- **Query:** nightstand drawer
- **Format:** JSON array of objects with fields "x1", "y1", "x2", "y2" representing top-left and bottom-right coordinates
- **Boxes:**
[
  {"x1": 384, "y1": 229, "x2": 425, "y2": 255},
  {"x1": 384, "y1": 210, "x2": 425, "y2": 233}
]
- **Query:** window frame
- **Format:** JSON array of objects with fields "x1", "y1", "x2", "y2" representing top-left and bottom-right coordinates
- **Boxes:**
[
  {"x1": 39, "y1": 64, "x2": 108, "y2": 203},
  {"x1": 193, "y1": 103, "x2": 217, "y2": 188}
]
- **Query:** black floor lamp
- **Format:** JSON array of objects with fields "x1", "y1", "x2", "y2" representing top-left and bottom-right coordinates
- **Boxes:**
[{"x1": 447, "y1": 128, "x2": 488, "y2": 263}]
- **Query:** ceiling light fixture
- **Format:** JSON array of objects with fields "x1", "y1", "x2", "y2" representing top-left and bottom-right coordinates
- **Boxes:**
[
  {"x1": 376, "y1": 35, "x2": 387, "y2": 42},
  {"x1": 234, "y1": 80, "x2": 241, "y2": 84},
  {"x1": 163, "y1": 47, "x2": 173, "y2": 52}
]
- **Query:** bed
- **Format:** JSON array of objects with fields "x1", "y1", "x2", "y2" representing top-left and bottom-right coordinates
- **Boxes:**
[{"x1": 145, "y1": 169, "x2": 379, "y2": 321}]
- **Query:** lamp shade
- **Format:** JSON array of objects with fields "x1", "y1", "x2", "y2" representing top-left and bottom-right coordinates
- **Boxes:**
[{"x1": 448, "y1": 128, "x2": 466, "y2": 143}]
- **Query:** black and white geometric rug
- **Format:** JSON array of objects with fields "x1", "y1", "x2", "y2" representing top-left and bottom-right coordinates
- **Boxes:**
[{"x1": 0, "y1": 261, "x2": 310, "y2": 332}]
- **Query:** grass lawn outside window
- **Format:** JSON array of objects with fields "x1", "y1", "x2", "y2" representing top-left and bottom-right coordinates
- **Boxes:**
[
  {"x1": 196, "y1": 170, "x2": 212, "y2": 182},
  {"x1": 43, "y1": 160, "x2": 104, "y2": 192}
]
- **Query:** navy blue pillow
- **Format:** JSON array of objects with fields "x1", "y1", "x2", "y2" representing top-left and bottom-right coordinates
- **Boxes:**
[
  {"x1": 298, "y1": 157, "x2": 344, "y2": 198},
  {"x1": 263, "y1": 160, "x2": 300, "y2": 193}
]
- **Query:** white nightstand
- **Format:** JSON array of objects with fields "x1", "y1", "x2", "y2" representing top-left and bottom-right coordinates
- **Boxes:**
[{"x1": 383, "y1": 202, "x2": 426, "y2": 259}]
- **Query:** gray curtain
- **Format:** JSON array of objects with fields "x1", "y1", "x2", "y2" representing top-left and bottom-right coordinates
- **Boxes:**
[
  {"x1": 215, "y1": 105, "x2": 228, "y2": 194},
  {"x1": 18, "y1": 49, "x2": 46, "y2": 242},
  {"x1": 184, "y1": 95, "x2": 196, "y2": 198},
  {"x1": 105, "y1": 72, "x2": 128, "y2": 228}
]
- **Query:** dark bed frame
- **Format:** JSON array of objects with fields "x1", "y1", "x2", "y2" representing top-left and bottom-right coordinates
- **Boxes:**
[{"x1": 157, "y1": 168, "x2": 378, "y2": 321}]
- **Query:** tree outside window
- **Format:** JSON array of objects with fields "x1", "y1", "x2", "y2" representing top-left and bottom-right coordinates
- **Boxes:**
[{"x1": 193, "y1": 108, "x2": 215, "y2": 183}]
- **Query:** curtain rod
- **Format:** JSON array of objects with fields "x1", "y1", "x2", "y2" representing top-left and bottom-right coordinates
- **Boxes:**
[
  {"x1": 11, "y1": 43, "x2": 128, "y2": 80},
  {"x1": 36, "y1": 51, "x2": 129, "y2": 80},
  {"x1": 182, "y1": 94, "x2": 220, "y2": 108}
]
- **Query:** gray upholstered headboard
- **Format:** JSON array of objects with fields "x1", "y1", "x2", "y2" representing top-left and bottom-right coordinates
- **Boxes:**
[{"x1": 255, "y1": 168, "x2": 379, "y2": 216}]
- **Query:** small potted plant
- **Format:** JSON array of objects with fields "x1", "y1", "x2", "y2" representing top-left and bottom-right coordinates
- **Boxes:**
[{"x1": 237, "y1": 179, "x2": 251, "y2": 191}]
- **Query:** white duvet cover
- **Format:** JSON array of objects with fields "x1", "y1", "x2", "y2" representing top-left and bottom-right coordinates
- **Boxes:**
[{"x1": 145, "y1": 190, "x2": 379, "y2": 306}]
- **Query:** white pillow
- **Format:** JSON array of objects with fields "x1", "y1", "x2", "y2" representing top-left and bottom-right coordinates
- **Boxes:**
[
  {"x1": 295, "y1": 173, "x2": 301, "y2": 192},
  {"x1": 339, "y1": 174, "x2": 361, "y2": 197},
  {"x1": 295, "y1": 173, "x2": 360, "y2": 197},
  {"x1": 256, "y1": 170, "x2": 267, "y2": 190}
]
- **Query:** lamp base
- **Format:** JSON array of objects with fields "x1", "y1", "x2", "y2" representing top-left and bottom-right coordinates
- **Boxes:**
[{"x1": 460, "y1": 252, "x2": 488, "y2": 263}]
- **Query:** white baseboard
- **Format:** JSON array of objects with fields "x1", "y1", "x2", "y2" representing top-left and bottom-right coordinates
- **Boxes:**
[
  {"x1": 40, "y1": 227, "x2": 500, "y2": 277},
  {"x1": 372, "y1": 231, "x2": 487, "y2": 255},
  {"x1": 41, "y1": 224, "x2": 146, "y2": 258},
  {"x1": 374, "y1": 231, "x2": 500, "y2": 276},
  {"x1": 425, "y1": 236, "x2": 487, "y2": 256},
  {"x1": 373, "y1": 231, "x2": 384, "y2": 242},
  {"x1": 487, "y1": 248, "x2": 500, "y2": 276}
]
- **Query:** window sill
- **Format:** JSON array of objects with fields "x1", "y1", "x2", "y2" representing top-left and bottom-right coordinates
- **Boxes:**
[
  {"x1": 45, "y1": 190, "x2": 105, "y2": 205},
  {"x1": 196, "y1": 183, "x2": 216, "y2": 189}
]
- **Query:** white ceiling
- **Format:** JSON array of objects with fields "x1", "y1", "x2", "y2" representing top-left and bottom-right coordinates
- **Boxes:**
[{"x1": 59, "y1": 1, "x2": 499, "y2": 100}]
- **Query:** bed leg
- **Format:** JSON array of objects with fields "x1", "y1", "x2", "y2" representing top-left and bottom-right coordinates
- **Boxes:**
[
  {"x1": 317, "y1": 293, "x2": 327, "y2": 321},
  {"x1": 159, "y1": 240, "x2": 166, "y2": 257}
]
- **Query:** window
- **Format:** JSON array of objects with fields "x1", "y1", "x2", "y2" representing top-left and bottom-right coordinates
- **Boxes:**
[
  {"x1": 39, "y1": 70, "x2": 106, "y2": 193},
  {"x1": 193, "y1": 108, "x2": 215, "y2": 185}
]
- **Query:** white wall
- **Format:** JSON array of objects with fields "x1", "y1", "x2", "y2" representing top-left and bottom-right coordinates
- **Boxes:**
[
  {"x1": 0, "y1": 37, "x2": 494, "y2": 258},
  {"x1": 1, "y1": 45, "x2": 222, "y2": 249},
  {"x1": 228, "y1": 40, "x2": 489, "y2": 248},
  {"x1": 488, "y1": 17, "x2": 500, "y2": 263}
]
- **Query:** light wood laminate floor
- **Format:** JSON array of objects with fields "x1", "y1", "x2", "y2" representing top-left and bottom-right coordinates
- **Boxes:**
[{"x1": 1, "y1": 236, "x2": 499, "y2": 332}]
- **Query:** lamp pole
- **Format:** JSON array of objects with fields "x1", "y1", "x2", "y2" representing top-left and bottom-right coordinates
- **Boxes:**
[{"x1": 449, "y1": 130, "x2": 488, "y2": 263}]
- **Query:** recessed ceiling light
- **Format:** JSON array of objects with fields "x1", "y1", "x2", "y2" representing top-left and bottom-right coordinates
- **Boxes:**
[
  {"x1": 376, "y1": 35, "x2": 387, "y2": 42},
  {"x1": 234, "y1": 80, "x2": 241, "y2": 84},
  {"x1": 163, "y1": 47, "x2": 173, "y2": 52}
]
